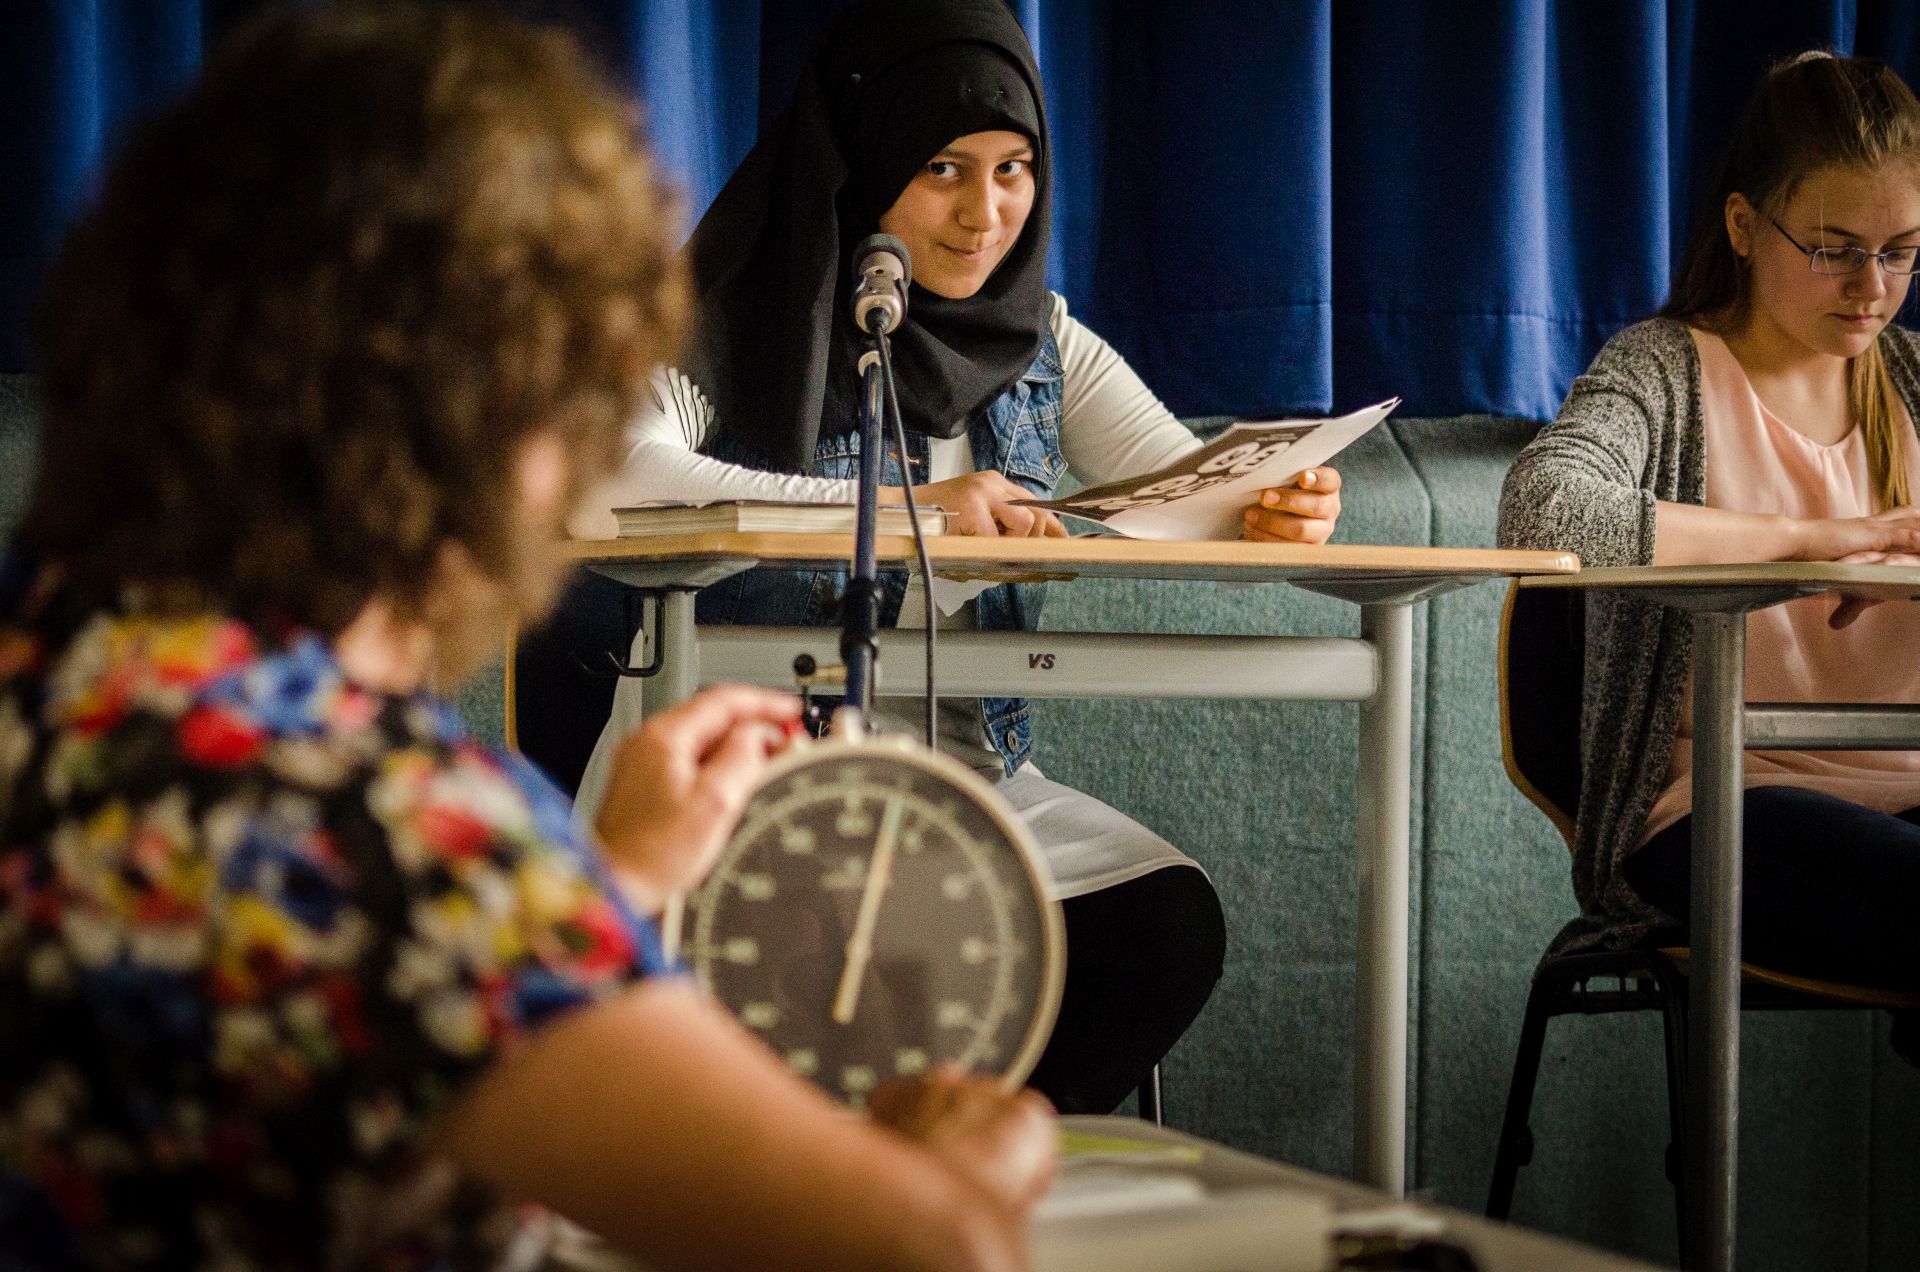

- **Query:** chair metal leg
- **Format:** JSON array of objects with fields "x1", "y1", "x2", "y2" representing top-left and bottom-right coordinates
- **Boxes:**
[
  {"x1": 1486, "y1": 971, "x2": 1558, "y2": 1219},
  {"x1": 1136, "y1": 1065, "x2": 1163, "y2": 1126},
  {"x1": 1657, "y1": 971, "x2": 1691, "y2": 1257}
]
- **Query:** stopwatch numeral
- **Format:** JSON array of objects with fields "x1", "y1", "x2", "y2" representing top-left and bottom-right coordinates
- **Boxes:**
[
  {"x1": 787, "y1": 1049, "x2": 819, "y2": 1076},
  {"x1": 721, "y1": 937, "x2": 759, "y2": 965},
  {"x1": 740, "y1": 1001, "x2": 780, "y2": 1029},
  {"x1": 941, "y1": 872, "x2": 976, "y2": 901},
  {"x1": 734, "y1": 873, "x2": 775, "y2": 900},
  {"x1": 936, "y1": 1000, "x2": 980, "y2": 1030},
  {"x1": 821, "y1": 858, "x2": 866, "y2": 891},
  {"x1": 841, "y1": 1065, "x2": 878, "y2": 1094},
  {"x1": 894, "y1": 1048, "x2": 930, "y2": 1075},
  {"x1": 780, "y1": 827, "x2": 815, "y2": 854}
]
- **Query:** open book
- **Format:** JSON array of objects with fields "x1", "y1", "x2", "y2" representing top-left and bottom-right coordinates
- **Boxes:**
[
  {"x1": 1015, "y1": 399, "x2": 1398, "y2": 540},
  {"x1": 614, "y1": 500, "x2": 947, "y2": 537}
]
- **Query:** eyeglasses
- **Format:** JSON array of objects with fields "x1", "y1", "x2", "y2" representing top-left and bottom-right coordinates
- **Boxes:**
[{"x1": 1771, "y1": 218, "x2": 1920, "y2": 275}]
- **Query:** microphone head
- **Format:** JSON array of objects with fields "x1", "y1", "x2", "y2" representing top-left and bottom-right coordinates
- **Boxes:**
[
  {"x1": 851, "y1": 234, "x2": 912, "y2": 335},
  {"x1": 852, "y1": 233, "x2": 912, "y2": 287}
]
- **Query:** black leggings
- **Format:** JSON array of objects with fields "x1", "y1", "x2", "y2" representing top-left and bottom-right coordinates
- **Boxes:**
[
  {"x1": 1624, "y1": 785, "x2": 1920, "y2": 993},
  {"x1": 1023, "y1": 864, "x2": 1227, "y2": 1115}
]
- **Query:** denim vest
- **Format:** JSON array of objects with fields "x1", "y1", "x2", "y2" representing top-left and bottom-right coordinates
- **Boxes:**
[{"x1": 696, "y1": 330, "x2": 1067, "y2": 773}]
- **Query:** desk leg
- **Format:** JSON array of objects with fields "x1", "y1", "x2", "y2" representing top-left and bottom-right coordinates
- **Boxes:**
[
  {"x1": 1687, "y1": 611, "x2": 1744, "y2": 1272},
  {"x1": 641, "y1": 590, "x2": 702, "y2": 715},
  {"x1": 1355, "y1": 601, "x2": 1413, "y2": 1195},
  {"x1": 644, "y1": 590, "x2": 702, "y2": 960}
]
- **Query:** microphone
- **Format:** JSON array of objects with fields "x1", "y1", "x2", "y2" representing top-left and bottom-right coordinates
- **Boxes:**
[{"x1": 850, "y1": 234, "x2": 912, "y2": 335}]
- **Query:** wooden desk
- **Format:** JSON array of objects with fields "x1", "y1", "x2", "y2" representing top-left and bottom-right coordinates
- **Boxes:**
[
  {"x1": 1043, "y1": 1115, "x2": 1667, "y2": 1271},
  {"x1": 570, "y1": 533, "x2": 1577, "y2": 1195},
  {"x1": 1522, "y1": 563, "x2": 1920, "y2": 1272}
]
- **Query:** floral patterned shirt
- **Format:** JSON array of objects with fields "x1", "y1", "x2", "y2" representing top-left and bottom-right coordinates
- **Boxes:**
[{"x1": 0, "y1": 569, "x2": 667, "y2": 1269}]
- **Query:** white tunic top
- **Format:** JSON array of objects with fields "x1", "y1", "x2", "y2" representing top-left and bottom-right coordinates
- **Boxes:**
[{"x1": 568, "y1": 293, "x2": 1200, "y2": 536}]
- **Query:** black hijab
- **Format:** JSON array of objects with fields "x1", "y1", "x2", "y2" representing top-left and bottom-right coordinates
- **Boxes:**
[{"x1": 681, "y1": 0, "x2": 1052, "y2": 473}]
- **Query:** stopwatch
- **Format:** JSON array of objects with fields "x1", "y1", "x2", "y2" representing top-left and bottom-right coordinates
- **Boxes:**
[{"x1": 686, "y1": 713, "x2": 1064, "y2": 1107}]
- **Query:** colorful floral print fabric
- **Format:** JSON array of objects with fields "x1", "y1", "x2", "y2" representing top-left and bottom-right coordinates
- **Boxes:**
[{"x1": 0, "y1": 572, "x2": 667, "y2": 1269}]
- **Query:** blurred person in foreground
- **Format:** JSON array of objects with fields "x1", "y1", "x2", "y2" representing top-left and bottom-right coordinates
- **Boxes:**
[{"x1": 0, "y1": 7, "x2": 1052, "y2": 1270}]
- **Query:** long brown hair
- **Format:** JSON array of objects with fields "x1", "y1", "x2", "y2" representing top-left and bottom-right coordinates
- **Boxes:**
[
  {"x1": 1661, "y1": 52, "x2": 1920, "y2": 510},
  {"x1": 28, "y1": 5, "x2": 687, "y2": 636}
]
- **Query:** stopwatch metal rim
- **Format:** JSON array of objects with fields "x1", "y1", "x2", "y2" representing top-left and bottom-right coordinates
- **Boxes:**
[{"x1": 689, "y1": 730, "x2": 1065, "y2": 1092}]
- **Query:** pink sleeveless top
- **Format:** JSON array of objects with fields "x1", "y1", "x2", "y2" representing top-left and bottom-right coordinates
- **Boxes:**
[{"x1": 1639, "y1": 327, "x2": 1920, "y2": 843}]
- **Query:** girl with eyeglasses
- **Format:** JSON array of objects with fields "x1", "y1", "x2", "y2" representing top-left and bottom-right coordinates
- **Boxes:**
[{"x1": 1500, "y1": 52, "x2": 1920, "y2": 999}]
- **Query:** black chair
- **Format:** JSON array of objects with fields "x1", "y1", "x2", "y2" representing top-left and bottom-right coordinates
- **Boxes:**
[
  {"x1": 1485, "y1": 582, "x2": 1920, "y2": 1254},
  {"x1": 505, "y1": 566, "x2": 1169, "y2": 1124}
]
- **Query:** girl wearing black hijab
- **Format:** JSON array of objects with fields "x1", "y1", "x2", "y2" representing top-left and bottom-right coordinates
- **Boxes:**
[{"x1": 574, "y1": 0, "x2": 1344, "y2": 1113}]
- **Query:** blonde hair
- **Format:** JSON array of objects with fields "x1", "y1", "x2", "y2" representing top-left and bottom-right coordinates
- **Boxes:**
[{"x1": 1662, "y1": 51, "x2": 1920, "y2": 510}]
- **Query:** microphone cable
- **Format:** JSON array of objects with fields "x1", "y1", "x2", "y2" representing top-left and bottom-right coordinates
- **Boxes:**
[{"x1": 875, "y1": 328, "x2": 938, "y2": 750}]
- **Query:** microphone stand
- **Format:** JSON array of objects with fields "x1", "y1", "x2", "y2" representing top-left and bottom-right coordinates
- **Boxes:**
[{"x1": 840, "y1": 319, "x2": 891, "y2": 715}]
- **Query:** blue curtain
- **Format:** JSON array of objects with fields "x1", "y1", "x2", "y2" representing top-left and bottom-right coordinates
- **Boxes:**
[{"x1": 6, "y1": 1, "x2": 1920, "y2": 421}]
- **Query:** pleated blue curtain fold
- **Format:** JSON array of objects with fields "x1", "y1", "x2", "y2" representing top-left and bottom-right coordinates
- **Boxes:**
[
  {"x1": 9, "y1": 1, "x2": 1920, "y2": 421},
  {"x1": 1, "y1": 1, "x2": 213, "y2": 373},
  {"x1": 1039, "y1": 1, "x2": 1335, "y2": 417},
  {"x1": 1326, "y1": 1, "x2": 1674, "y2": 420}
]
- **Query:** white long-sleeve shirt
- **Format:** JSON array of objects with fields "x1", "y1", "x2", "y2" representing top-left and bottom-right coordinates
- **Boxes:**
[{"x1": 568, "y1": 292, "x2": 1200, "y2": 539}]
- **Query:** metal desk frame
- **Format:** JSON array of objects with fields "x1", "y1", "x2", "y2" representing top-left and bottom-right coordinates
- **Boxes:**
[
  {"x1": 1524, "y1": 562, "x2": 1920, "y2": 1272},
  {"x1": 573, "y1": 534, "x2": 1578, "y2": 1195}
]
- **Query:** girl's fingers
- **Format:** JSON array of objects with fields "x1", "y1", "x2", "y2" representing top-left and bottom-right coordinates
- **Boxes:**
[
  {"x1": 995, "y1": 503, "x2": 1038, "y2": 536},
  {"x1": 1243, "y1": 506, "x2": 1336, "y2": 544},
  {"x1": 651, "y1": 686, "x2": 801, "y2": 759},
  {"x1": 1298, "y1": 467, "x2": 1342, "y2": 493},
  {"x1": 1258, "y1": 487, "x2": 1341, "y2": 519},
  {"x1": 1830, "y1": 596, "x2": 1880, "y2": 629}
]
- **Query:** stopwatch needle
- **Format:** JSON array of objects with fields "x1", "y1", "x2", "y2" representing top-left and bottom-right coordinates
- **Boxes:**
[{"x1": 831, "y1": 793, "x2": 906, "y2": 1025}]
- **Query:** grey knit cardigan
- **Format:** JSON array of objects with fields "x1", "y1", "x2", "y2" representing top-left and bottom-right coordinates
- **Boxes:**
[{"x1": 1496, "y1": 316, "x2": 1920, "y2": 954}]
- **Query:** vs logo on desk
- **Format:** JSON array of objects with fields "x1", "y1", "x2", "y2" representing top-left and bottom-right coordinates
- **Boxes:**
[{"x1": 1028, "y1": 653, "x2": 1056, "y2": 670}]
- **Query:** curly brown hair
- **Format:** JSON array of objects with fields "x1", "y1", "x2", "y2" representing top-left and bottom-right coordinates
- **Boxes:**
[{"x1": 25, "y1": 3, "x2": 686, "y2": 636}]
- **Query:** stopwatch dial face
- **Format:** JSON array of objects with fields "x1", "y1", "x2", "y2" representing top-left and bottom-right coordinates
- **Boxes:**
[{"x1": 690, "y1": 751, "x2": 1059, "y2": 1107}]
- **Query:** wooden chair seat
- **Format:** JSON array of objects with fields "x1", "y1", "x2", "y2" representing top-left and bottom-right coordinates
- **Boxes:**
[{"x1": 1652, "y1": 947, "x2": 1920, "y2": 1011}]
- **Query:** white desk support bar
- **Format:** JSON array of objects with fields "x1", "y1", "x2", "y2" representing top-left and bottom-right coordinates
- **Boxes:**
[
  {"x1": 688, "y1": 626, "x2": 1379, "y2": 701},
  {"x1": 1743, "y1": 703, "x2": 1920, "y2": 749}
]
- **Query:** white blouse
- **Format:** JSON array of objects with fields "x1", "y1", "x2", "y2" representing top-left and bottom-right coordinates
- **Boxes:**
[{"x1": 567, "y1": 292, "x2": 1200, "y2": 539}]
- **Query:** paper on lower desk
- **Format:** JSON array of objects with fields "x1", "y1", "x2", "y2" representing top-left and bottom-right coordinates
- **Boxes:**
[
  {"x1": 1016, "y1": 399, "x2": 1397, "y2": 541},
  {"x1": 1032, "y1": 1187, "x2": 1334, "y2": 1272},
  {"x1": 930, "y1": 576, "x2": 994, "y2": 615},
  {"x1": 1058, "y1": 1127, "x2": 1204, "y2": 1166}
]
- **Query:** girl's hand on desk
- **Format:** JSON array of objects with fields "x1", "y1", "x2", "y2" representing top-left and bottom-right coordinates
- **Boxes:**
[
  {"x1": 884, "y1": 471, "x2": 1067, "y2": 538},
  {"x1": 1242, "y1": 467, "x2": 1342, "y2": 544},
  {"x1": 869, "y1": 1066, "x2": 1059, "y2": 1215},
  {"x1": 593, "y1": 685, "x2": 802, "y2": 910},
  {"x1": 1828, "y1": 549, "x2": 1920, "y2": 629},
  {"x1": 1790, "y1": 508, "x2": 1920, "y2": 562}
]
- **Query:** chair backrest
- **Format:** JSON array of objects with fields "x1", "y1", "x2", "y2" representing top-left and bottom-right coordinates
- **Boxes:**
[
  {"x1": 508, "y1": 568, "x2": 633, "y2": 797},
  {"x1": 1497, "y1": 582, "x2": 1585, "y2": 849}
]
